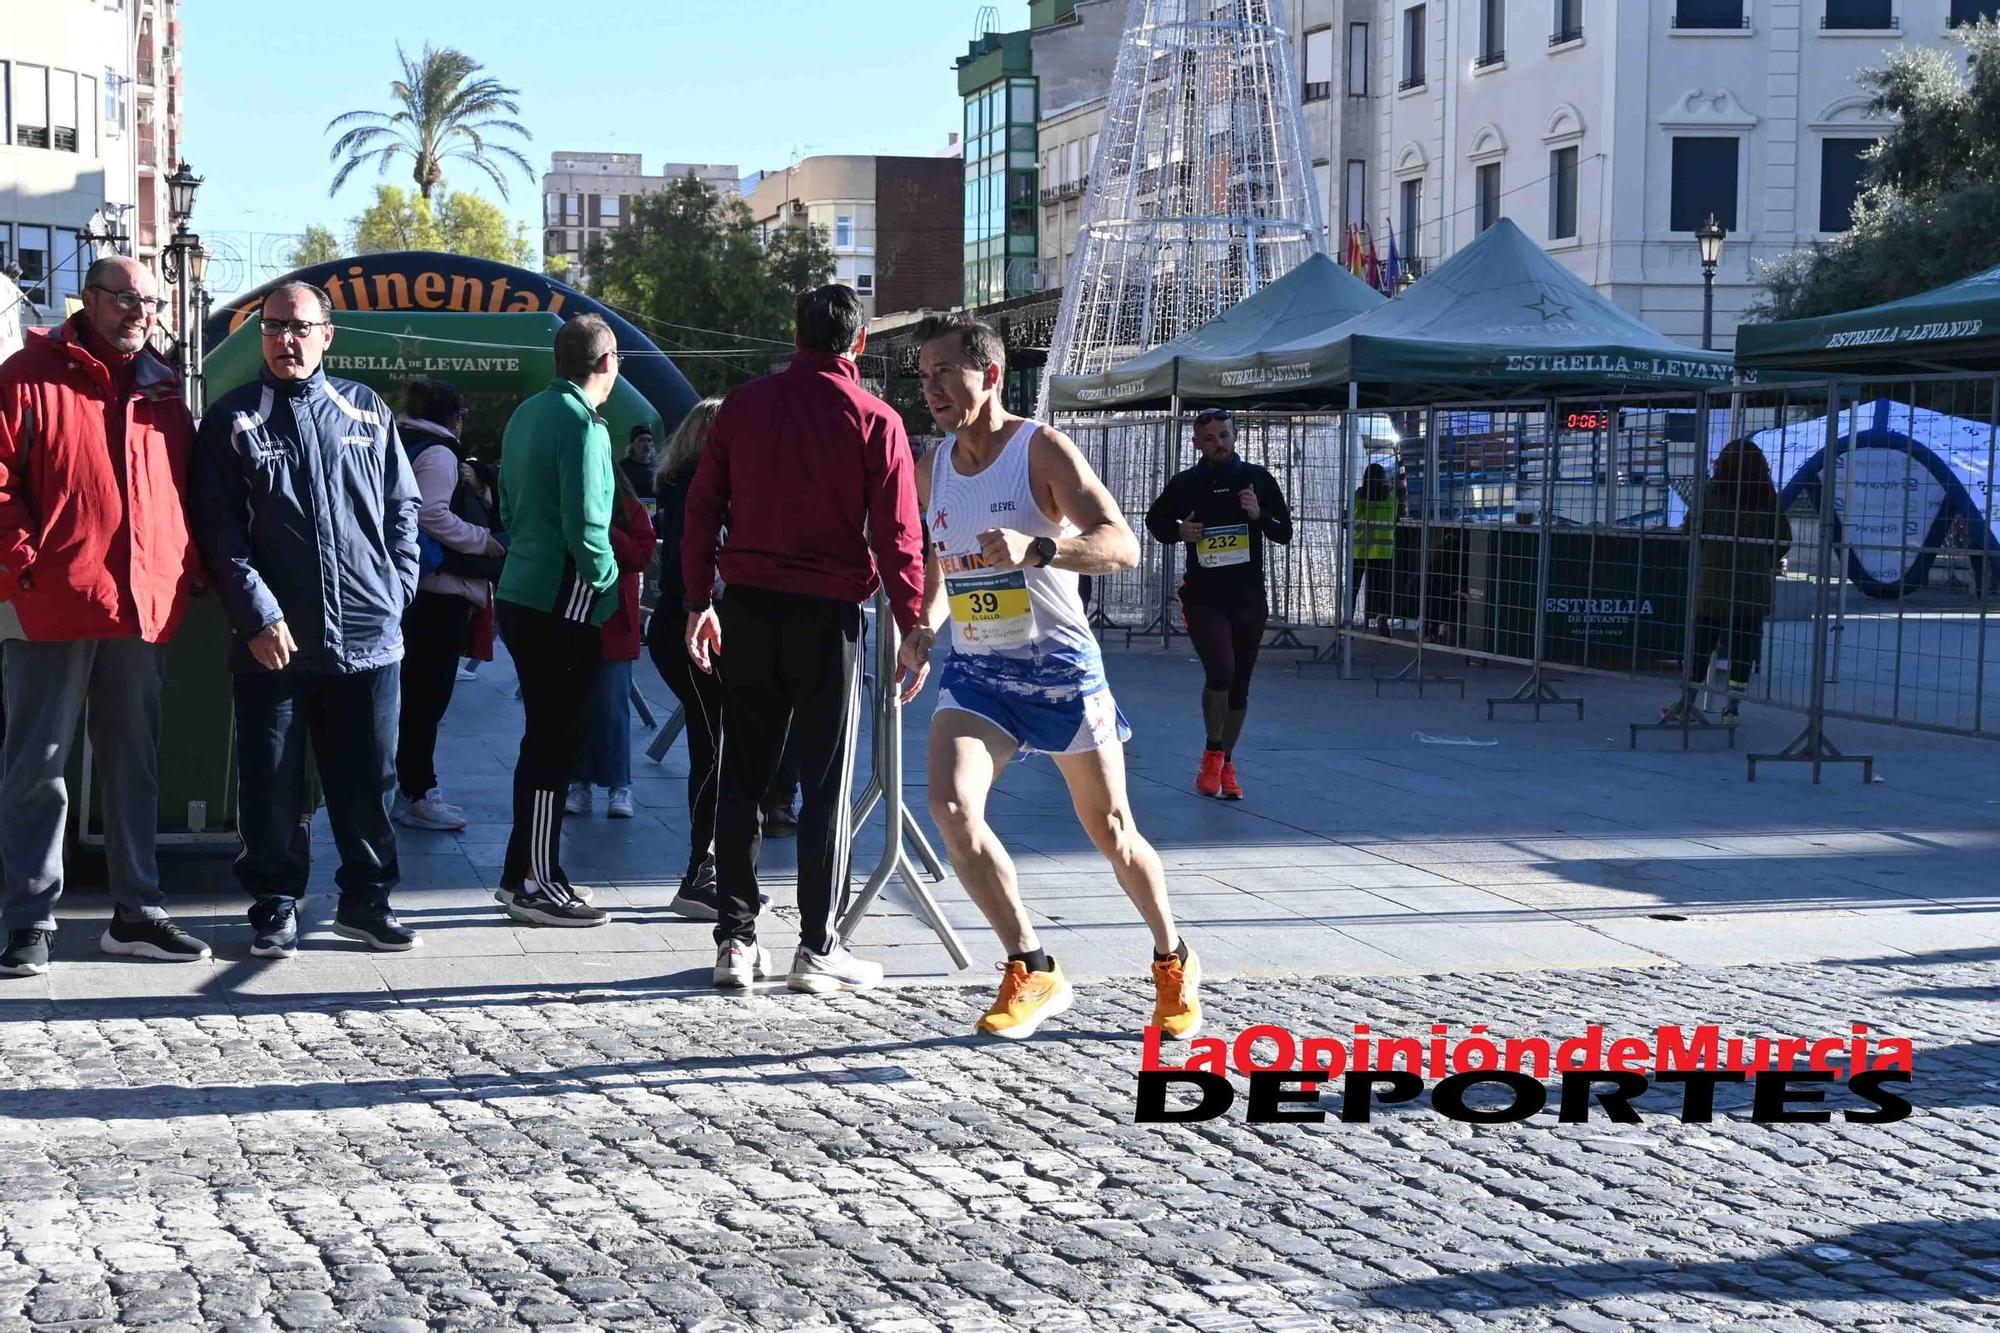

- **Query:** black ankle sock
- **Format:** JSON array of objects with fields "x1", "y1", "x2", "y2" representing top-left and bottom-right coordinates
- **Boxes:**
[
  {"x1": 1152, "y1": 938, "x2": 1189, "y2": 964},
  {"x1": 1204, "y1": 738, "x2": 1222, "y2": 752},
  {"x1": 1009, "y1": 949, "x2": 1053, "y2": 975}
]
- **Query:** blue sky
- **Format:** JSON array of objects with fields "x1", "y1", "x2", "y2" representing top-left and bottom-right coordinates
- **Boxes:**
[{"x1": 183, "y1": 0, "x2": 1014, "y2": 292}]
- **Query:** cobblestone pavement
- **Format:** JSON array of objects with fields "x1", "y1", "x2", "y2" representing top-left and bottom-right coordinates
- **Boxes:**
[{"x1": 0, "y1": 950, "x2": 1994, "y2": 1332}]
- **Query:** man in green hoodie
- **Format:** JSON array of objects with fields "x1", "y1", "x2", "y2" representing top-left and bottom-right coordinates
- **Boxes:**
[{"x1": 493, "y1": 314, "x2": 621, "y2": 927}]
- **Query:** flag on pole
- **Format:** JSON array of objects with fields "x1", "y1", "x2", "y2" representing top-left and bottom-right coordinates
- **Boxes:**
[
  {"x1": 1364, "y1": 224, "x2": 1383, "y2": 292},
  {"x1": 1384, "y1": 216, "x2": 1403, "y2": 293},
  {"x1": 1347, "y1": 225, "x2": 1366, "y2": 279}
]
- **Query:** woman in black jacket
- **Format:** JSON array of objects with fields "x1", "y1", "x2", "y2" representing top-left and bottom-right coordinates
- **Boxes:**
[{"x1": 1691, "y1": 437, "x2": 1792, "y2": 720}]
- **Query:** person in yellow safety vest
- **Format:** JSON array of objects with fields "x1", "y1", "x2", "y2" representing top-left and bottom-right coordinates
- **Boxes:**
[{"x1": 1351, "y1": 462, "x2": 1400, "y2": 635}]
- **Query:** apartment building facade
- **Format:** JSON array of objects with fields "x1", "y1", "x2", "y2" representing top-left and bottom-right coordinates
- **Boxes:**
[
  {"x1": 1300, "y1": 0, "x2": 1982, "y2": 349},
  {"x1": 541, "y1": 152, "x2": 740, "y2": 286},
  {"x1": 2, "y1": 0, "x2": 184, "y2": 326},
  {"x1": 745, "y1": 154, "x2": 962, "y2": 321}
]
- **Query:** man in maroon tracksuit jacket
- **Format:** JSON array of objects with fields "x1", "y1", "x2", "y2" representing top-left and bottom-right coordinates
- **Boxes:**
[{"x1": 681, "y1": 284, "x2": 926, "y2": 995}]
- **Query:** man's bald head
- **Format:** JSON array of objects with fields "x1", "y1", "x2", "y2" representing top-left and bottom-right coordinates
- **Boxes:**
[{"x1": 80, "y1": 255, "x2": 162, "y2": 356}]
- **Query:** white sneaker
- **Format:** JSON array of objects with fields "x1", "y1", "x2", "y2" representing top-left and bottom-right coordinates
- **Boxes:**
[
  {"x1": 787, "y1": 943, "x2": 884, "y2": 995},
  {"x1": 394, "y1": 791, "x2": 467, "y2": 832},
  {"x1": 714, "y1": 940, "x2": 772, "y2": 989},
  {"x1": 607, "y1": 787, "x2": 635, "y2": 819},
  {"x1": 564, "y1": 783, "x2": 591, "y2": 816},
  {"x1": 456, "y1": 661, "x2": 480, "y2": 682}
]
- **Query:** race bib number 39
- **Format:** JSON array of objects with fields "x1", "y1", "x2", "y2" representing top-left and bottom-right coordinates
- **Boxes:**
[
  {"x1": 1198, "y1": 524, "x2": 1251, "y2": 569},
  {"x1": 947, "y1": 570, "x2": 1036, "y2": 649}
]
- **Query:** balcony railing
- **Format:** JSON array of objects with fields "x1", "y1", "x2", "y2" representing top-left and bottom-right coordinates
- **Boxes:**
[
  {"x1": 1473, "y1": 49, "x2": 1505, "y2": 68},
  {"x1": 1671, "y1": 6, "x2": 1750, "y2": 28},
  {"x1": 1303, "y1": 80, "x2": 1331, "y2": 101},
  {"x1": 1550, "y1": 26, "x2": 1584, "y2": 44},
  {"x1": 136, "y1": 59, "x2": 156, "y2": 87},
  {"x1": 136, "y1": 126, "x2": 158, "y2": 166},
  {"x1": 1398, "y1": 73, "x2": 1426, "y2": 92}
]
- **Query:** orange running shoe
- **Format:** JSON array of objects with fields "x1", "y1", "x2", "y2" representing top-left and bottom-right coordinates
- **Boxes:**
[
  {"x1": 1195, "y1": 748, "x2": 1225, "y2": 797},
  {"x1": 976, "y1": 959, "x2": 1074, "y2": 1039},
  {"x1": 1150, "y1": 944, "x2": 1203, "y2": 1040},
  {"x1": 1218, "y1": 761, "x2": 1243, "y2": 800}
]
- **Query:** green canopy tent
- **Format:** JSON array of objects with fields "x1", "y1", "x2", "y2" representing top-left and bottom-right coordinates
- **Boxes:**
[
  {"x1": 1156, "y1": 219, "x2": 1734, "y2": 408},
  {"x1": 204, "y1": 311, "x2": 663, "y2": 459},
  {"x1": 1736, "y1": 261, "x2": 2000, "y2": 374},
  {"x1": 1045, "y1": 252, "x2": 1387, "y2": 411}
]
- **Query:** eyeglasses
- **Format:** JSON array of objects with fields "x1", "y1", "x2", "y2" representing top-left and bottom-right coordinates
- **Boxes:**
[
  {"x1": 260, "y1": 319, "x2": 329, "y2": 339},
  {"x1": 88, "y1": 286, "x2": 169, "y2": 315}
]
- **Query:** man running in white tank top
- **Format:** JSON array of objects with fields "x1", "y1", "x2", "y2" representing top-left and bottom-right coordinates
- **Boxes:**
[{"x1": 897, "y1": 313, "x2": 1200, "y2": 1042}]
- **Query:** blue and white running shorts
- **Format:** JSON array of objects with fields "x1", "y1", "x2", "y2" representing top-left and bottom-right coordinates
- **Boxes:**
[{"x1": 934, "y1": 651, "x2": 1132, "y2": 756}]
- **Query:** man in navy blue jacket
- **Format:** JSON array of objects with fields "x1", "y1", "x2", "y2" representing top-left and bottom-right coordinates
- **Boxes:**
[{"x1": 191, "y1": 280, "x2": 422, "y2": 959}]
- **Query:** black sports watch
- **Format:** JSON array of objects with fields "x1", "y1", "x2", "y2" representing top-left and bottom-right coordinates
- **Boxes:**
[{"x1": 1029, "y1": 536, "x2": 1059, "y2": 568}]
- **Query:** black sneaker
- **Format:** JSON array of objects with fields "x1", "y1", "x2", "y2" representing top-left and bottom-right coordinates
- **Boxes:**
[
  {"x1": 250, "y1": 907, "x2": 299, "y2": 960},
  {"x1": 332, "y1": 905, "x2": 422, "y2": 952},
  {"x1": 0, "y1": 928, "x2": 56, "y2": 977},
  {"x1": 504, "y1": 882, "x2": 609, "y2": 928},
  {"x1": 99, "y1": 914, "x2": 211, "y2": 962},
  {"x1": 762, "y1": 802, "x2": 799, "y2": 839}
]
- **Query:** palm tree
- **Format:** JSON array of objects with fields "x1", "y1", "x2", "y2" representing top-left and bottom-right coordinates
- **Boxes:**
[{"x1": 325, "y1": 44, "x2": 534, "y2": 202}]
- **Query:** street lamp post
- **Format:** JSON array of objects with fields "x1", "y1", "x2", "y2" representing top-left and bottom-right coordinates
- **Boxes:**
[
  {"x1": 159, "y1": 163, "x2": 207, "y2": 408},
  {"x1": 1697, "y1": 213, "x2": 1726, "y2": 352}
]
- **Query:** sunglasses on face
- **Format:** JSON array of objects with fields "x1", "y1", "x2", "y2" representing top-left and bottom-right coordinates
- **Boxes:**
[{"x1": 88, "y1": 286, "x2": 168, "y2": 315}]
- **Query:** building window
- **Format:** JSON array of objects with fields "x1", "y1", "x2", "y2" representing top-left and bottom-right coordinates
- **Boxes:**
[
  {"x1": 1950, "y1": 2, "x2": 1998, "y2": 25},
  {"x1": 1348, "y1": 23, "x2": 1370, "y2": 96},
  {"x1": 15, "y1": 225, "x2": 51, "y2": 304},
  {"x1": 545, "y1": 194, "x2": 560, "y2": 225},
  {"x1": 1477, "y1": 0, "x2": 1506, "y2": 65},
  {"x1": 1345, "y1": 159, "x2": 1367, "y2": 231},
  {"x1": 52, "y1": 229, "x2": 85, "y2": 308},
  {"x1": 1314, "y1": 161, "x2": 1332, "y2": 244},
  {"x1": 1674, "y1": 0, "x2": 1746, "y2": 28},
  {"x1": 1825, "y1": 0, "x2": 1893, "y2": 26},
  {"x1": 1400, "y1": 177, "x2": 1423, "y2": 254},
  {"x1": 50, "y1": 70, "x2": 77, "y2": 152},
  {"x1": 601, "y1": 193, "x2": 621, "y2": 224},
  {"x1": 1670, "y1": 137, "x2": 1739, "y2": 231},
  {"x1": 564, "y1": 193, "x2": 580, "y2": 225},
  {"x1": 1549, "y1": 146, "x2": 1579, "y2": 239},
  {"x1": 12, "y1": 63, "x2": 49, "y2": 148},
  {"x1": 80, "y1": 75, "x2": 96, "y2": 155},
  {"x1": 1401, "y1": 6, "x2": 1426, "y2": 90},
  {"x1": 1476, "y1": 163, "x2": 1501, "y2": 231},
  {"x1": 856, "y1": 273, "x2": 874, "y2": 297},
  {"x1": 1304, "y1": 27, "x2": 1332, "y2": 101},
  {"x1": 1819, "y1": 137, "x2": 1876, "y2": 231},
  {"x1": 1066, "y1": 139, "x2": 1082, "y2": 184},
  {"x1": 103, "y1": 65, "x2": 124, "y2": 133},
  {"x1": 835, "y1": 214, "x2": 855, "y2": 248},
  {"x1": 1553, "y1": 0, "x2": 1584, "y2": 44}
]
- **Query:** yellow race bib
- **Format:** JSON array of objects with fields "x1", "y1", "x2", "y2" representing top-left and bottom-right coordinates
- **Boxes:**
[{"x1": 947, "y1": 570, "x2": 1036, "y2": 650}]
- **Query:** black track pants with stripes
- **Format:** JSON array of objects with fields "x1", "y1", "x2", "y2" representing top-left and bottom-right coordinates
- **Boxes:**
[
  {"x1": 712, "y1": 586, "x2": 863, "y2": 952},
  {"x1": 497, "y1": 599, "x2": 602, "y2": 894}
]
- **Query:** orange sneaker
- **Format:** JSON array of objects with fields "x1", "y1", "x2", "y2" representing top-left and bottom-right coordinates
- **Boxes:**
[
  {"x1": 1195, "y1": 748, "x2": 1225, "y2": 797},
  {"x1": 1218, "y1": 760, "x2": 1243, "y2": 800},
  {"x1": 976, "y1": 959, "x2": 1074, "y2": 1039},
  {"x1": 1150, "y1": 944, "x2": 1202, "y2": 1040}
]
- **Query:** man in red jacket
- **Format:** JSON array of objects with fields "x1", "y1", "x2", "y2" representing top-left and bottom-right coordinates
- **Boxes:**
[
  {"x1": 682, "y1": 283, "x2": 927, "y2": 995},
  {"x1": 0, "y1": 256, "x2": 208, "y2": 977}
]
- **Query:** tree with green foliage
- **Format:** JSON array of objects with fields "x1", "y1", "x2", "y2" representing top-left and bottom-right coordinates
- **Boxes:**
[
  {"x1": 289, "y1": 226, "x2": 343, "y2": 268},
  {"x1": 326, "y1": 43, "x2": 533, "y2": 202},
  {"x1": 1757, "y1": 21, "x2": 2000, "y2": 322},
  {"x1": 347, "y1": 185, "x2": 530, "y2": 263},
  {"x1": 584, "y1": 173, "x2": 837, "y2": 396}
]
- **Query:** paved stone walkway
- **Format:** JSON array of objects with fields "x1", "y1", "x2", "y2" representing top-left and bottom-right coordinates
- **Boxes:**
[{"x1": 1, "y1": 950, "x2": 1993, "y2": 1331}]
